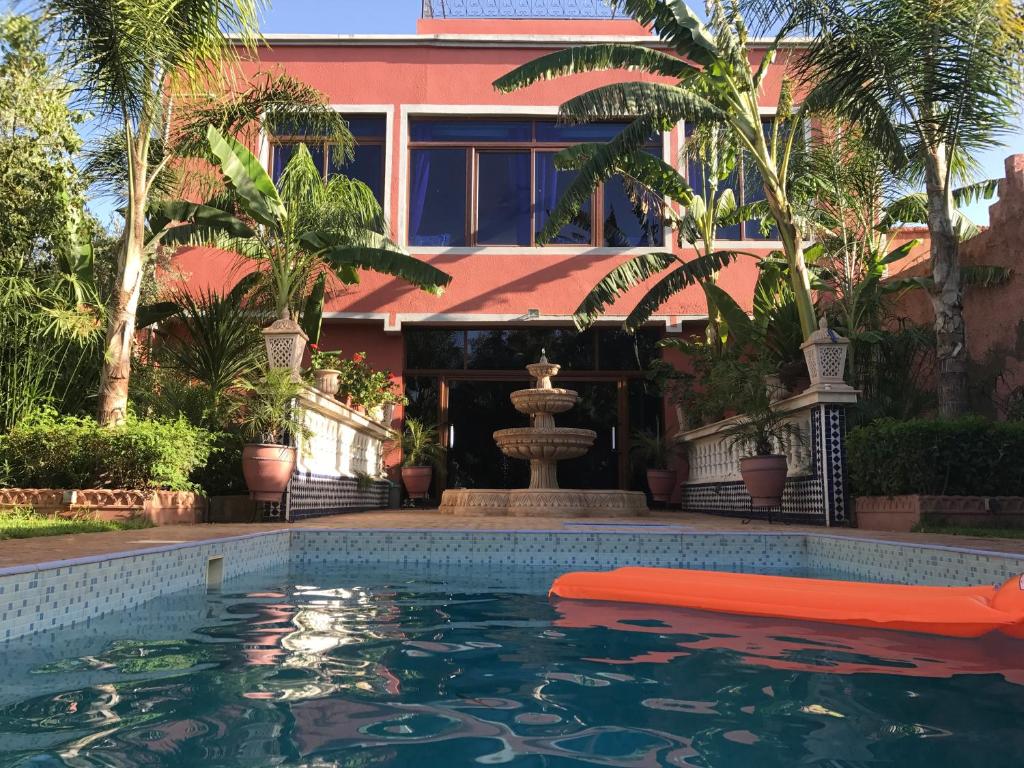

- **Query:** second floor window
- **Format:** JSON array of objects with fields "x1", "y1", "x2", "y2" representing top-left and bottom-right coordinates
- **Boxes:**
[
  {"x1": 270, "y1": 116, "x2": 386, "y2": 204},
  {"x1": 408, "y1": 118, "x2": 664, "y2": 248}
]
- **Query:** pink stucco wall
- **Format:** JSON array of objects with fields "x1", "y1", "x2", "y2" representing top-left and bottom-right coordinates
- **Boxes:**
[{"x1": 172, "y1": 22, "x2": 798, "y2": 324}]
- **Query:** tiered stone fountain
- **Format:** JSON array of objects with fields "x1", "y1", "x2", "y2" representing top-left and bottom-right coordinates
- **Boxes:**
[{"x1": 439, "y1": 352, "x2": 648, "y2": 517}]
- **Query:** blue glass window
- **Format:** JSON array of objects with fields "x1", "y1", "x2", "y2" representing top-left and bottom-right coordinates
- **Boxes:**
[
  {"x1": 345, "y1": 116, "x2": 386, "y2": 137},
  {"x1": 602, "y1": 174, "x2": 662, "y2": 247},
  {"x1": 477, "y1": 152, "x2": 531, "y2": 245},
  {"x1": 407, "y1": 118, "x2": 665, "y2": 247},
  {"x1": 409, "y1": 148, "x2": 467, "y2": 247},
  {"x1": 410, "y1": 120, "x2": 532, "y2": 143},
  {"x1": 328, "y1": 143, "x2": 385, "y2": 204},
  {"x1": 535, "y1": 152, "x2": 592, "y2": 244}
]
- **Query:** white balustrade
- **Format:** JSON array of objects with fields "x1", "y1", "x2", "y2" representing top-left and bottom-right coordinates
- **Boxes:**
[
  {"x1": 293, "y1": 386, "x2": 397, "y2": 480},
  {"x1": 676, "y1": 386, "x2": 857, "y2": 484}
]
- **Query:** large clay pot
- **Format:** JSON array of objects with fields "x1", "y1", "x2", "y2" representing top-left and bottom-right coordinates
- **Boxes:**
[
  {"x1": 401, "y1": 466, "x2": 433, "y2": 500},
  {"x1": 241, "y1": 443, "x2": 296, "y2": 502},
  {"x1": 646, "y1": 469, "x2": 677, "y2": 503},
  {"x1": 739, "y1": 454, "x2": 788, "y2": 507},
  {"x1": 313, "y1": 369, "x2": 341, "y2": 396}
]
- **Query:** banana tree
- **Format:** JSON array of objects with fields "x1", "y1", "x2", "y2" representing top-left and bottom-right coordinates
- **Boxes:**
[
  {"x1": 156, "y1": 125, "x2": 451, "y2": 343},
  {"x1": 494, "y1": 0, "x2": 819, "y2": 338}
]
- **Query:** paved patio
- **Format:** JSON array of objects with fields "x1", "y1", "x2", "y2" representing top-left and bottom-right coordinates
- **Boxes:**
[{"x1": 2, "y1": 510, "x2": 1024, "y2": 570}]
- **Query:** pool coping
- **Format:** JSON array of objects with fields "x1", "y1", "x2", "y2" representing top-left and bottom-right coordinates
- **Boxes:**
[{"x1": 3, "y1": 527, "x2": 1022, "y2": 580}]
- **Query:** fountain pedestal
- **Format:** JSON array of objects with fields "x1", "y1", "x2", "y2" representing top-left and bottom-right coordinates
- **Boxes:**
[{"x1": 439, "y1": 353, "x2": 649, "y2": 517}]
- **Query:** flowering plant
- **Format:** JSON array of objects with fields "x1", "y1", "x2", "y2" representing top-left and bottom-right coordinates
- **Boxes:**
[
  {"x1": 341, "y1": 353, "x2": 408, "y2": 409},
  {"x1": 309, "y1": 343, "x2": 343, "y2": 371}
]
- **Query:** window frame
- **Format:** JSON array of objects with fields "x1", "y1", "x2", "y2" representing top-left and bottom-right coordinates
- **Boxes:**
[
  {"x1": 268, "y1": 115, "x2": 388, "y2": 203},
  {"x1": 407, "y1": 118, "x2": 665, "y2": 249}
]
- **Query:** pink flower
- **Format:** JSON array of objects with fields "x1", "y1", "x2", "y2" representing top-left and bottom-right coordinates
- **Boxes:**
[
  {"x1": 353, "y1": 352, "x2": 365, "y2": 363},
  {"x1": 309, "y1": 343, "x2": 319, "y2": 351}
]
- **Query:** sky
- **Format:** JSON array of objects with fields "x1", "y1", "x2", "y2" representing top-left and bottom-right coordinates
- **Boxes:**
[{"x1": 5, "y1": 0, "x2": 1022, "y2": 225}]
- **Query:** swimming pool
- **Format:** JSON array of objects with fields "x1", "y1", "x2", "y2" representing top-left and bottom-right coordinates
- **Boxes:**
[{"x1": 2, "y1": 561, "x2": 1023, "y2": 767}]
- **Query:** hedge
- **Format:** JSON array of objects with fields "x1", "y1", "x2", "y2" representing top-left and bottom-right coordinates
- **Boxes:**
[
  {"x1": 848, "y1": 417, "x2": 1024, "y2": 497},
  {"x1": 0, "y1": 409, "x2": 214, "y2": 492}
]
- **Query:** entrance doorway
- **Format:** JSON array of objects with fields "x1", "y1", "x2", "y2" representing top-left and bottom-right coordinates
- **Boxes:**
[{"x1": 402, "y1": 326, "x2": 665, "y2": 493}]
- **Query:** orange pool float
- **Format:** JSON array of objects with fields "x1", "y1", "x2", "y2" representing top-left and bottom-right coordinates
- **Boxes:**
[{"x1": 549, "y1": 567, "x2": 1024, "y2": 639}]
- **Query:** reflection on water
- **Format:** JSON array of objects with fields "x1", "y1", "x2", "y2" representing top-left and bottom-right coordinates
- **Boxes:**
[{"x1": 0, "y1": 564, "x2": 1023, "y2": 767}]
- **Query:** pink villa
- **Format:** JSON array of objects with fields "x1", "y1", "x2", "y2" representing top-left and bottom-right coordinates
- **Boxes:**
[{"x1": 175, "y1": 2, "x2": 850, "y2": 522}]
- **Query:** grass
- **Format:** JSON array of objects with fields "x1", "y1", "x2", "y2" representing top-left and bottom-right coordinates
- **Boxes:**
[
  {"x1": 912, "y1": 521, "x2": 1024, "y2": 539},
  {"x1": 0, "y1": 507, "x2": 154, "y2": 540}
]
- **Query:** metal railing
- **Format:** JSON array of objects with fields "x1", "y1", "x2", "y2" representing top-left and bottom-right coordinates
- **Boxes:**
[{"x1": 422, "y1": 0, "x2": 620, "y2": 19}]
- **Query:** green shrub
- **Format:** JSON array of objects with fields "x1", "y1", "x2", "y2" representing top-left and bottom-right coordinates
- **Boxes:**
[
  {"x1": 0, "y1": 409, "x2": 214, "y2": 492},
  {"x1": 847, "y1": 417, "x2": 1024, "y2": 497}
]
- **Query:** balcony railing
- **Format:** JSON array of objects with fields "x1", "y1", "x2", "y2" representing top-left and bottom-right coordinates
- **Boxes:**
[{"x1": 422, "y1": 0, "x2": 621, "y2": 19}]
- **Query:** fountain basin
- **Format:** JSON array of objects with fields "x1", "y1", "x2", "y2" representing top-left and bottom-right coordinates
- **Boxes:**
[
  {"x1": 509, "y1": 388, "x2": 579, "y2": 416},
  {"x1": 439, "y1": 488, "x2": 649, "y2": 517},
  {"x1": 493, "y1": 427, "x2": 596, "y2": 461}
]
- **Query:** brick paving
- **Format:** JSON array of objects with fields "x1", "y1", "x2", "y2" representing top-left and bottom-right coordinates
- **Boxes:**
[{"x1": 1, "y1": 509, "x2": 1023, "y2": 571}]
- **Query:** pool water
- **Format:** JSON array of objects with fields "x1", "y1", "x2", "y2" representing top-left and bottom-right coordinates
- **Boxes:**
[{"x1": 1, "y1": 564, "x2": 1023, "y2": 767}]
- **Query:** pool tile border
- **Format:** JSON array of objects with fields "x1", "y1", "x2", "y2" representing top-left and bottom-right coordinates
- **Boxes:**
[{"x1": 2, "y1": 528, "x2": 1024, "y2": 643}]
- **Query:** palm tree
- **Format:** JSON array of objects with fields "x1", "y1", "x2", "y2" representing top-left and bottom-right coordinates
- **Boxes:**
[
  {"x1": 158, "y1": 126, "x2": 451, "y2": 338},
  {"x1": 779, "y1": 0, "x2": 1024, "y2": 414},
  {"x1": 45, "y1": 0, "x2": 355, "y2": 425},
  {"x1": 494, "y1": 0, "x2": 819, "y2": 338}
]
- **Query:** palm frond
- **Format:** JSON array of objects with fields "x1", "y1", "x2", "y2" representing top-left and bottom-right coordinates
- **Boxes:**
[
  {"x1": 323, "y1": 246, "x2": 450, "y2": 292},
  {"x1": 205, "y1": 124, "x2": 286, "y2": 228},
  {"x1": 493, "y1": 43, "x2": 696, "y2": 92},
  {"x1": 558, "y1": 81, "x2": 727, "y2": 126},
  {"x1": 573, "y1": 252, "x2": 679, "y2": 330},
  {"x1": 610, "y1": 0, "x2": 719, "y2": 64},
  {"x1": 953, "y1": 178, "x2": 1000, "y2": 209},
  {"x1": 556, "y1": 143, "x2": 694, "y2": 205},
  {"x1": 174, "y1": 72, "x2": 352, "y2": 160},
  {"x1": 622, "y1": 250, "x2": 746, "y2": 331}
]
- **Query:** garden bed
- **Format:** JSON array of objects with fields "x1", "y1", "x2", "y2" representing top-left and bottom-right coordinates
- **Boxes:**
[{"x1": 0, "y1": 508, "x2": 153, "y2": 540}]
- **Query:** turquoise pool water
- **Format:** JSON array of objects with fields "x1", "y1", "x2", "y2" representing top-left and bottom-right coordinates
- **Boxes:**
[{"x1": 1, "y1": 564, "x2": 1023, "y2": 767}]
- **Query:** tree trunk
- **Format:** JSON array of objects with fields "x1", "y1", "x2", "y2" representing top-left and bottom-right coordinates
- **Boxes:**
[
  {"x1": 96, "y1": 129, "x2": 149, "y2": 426},
  {"x1": 764, "y1": 181, "x2": 817, "y2": 338},
  {"x1": 924, "y1": 145, "x2": 967, "y2": 417}
]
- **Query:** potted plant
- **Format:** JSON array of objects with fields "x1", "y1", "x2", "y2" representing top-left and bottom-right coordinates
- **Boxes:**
[
  {"x1": 400, "y1": 417, "x2": 444, "y2": 501},
  {"x1": 309, "y1": 344, "x2": 343, "y2": 397},
  {"x1": 232, "y1": 368, "x2": 311, "y2": 502},
  {"x1": 630, "y1": 430, "x2": 684, "y2": 504},
  {"x1": 719, "y1": 363, "x2": 803, "y2": 508}
]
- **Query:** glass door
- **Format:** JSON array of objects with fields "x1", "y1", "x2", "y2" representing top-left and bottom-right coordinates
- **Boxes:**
[
  {"x1": 446, "y1": 380, "x2": 528, "y2": 489},
  {"x1": 557, "y1": 381, "x2": 619, "y2": 490}
]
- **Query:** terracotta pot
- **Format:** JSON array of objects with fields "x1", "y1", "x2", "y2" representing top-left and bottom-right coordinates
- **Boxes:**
[
  {"x1": 313, "y1": 369, "x2": 341, "y2": 396},
  {"x1": 241, "y1": 443, "x2": 296, "y2": 502},
  {"x1": 677, "y1": 456, "x2": 690, "y2": 484},
  {"x1": 646, "y1": 469, "x2": 677, "y2": 503},
  {"x1": 401, "y1": 466, "x2": 433, "y2": 499},
  {"x1": 739, "y1": 454, "x2": 788, "y2": 507}
]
